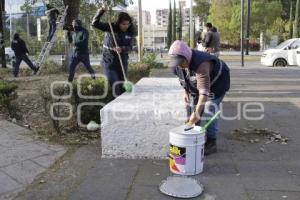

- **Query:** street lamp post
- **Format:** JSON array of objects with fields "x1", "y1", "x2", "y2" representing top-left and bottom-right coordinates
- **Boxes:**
[
  {"x1": 241, "y1": 0, "x2": 245, "y2": 67},
  {"x1": 246, "y1": 0, "x2": 250, "y2": 55}
]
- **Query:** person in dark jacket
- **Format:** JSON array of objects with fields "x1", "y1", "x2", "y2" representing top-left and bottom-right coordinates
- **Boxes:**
[
  {"x1": 11, "y1": 33, "x2": 39, "y2": 77},
  {"x1": 67, "y1": 19, "x2": 95, "y2": 82},
  {"x1": 92, "y1": 5, "x2": 136, "y2": 96},
  {"x1": 45, "y1": 4, "x2": 60, "y2": 42},
  {"x1": 169, "y1": 40, "x2": 230, "y2": 155},
  {"x1": 203, "y1": 23, "x2": 220, "y2": 56}
]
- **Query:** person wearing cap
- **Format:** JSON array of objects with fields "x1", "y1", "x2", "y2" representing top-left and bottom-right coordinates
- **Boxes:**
[
  {"x1": 168, "y1": 40, "x2": 230, "y2": 155},
  {"x1": 67, "y1": 19, "x2": 96, "y2": 82}
]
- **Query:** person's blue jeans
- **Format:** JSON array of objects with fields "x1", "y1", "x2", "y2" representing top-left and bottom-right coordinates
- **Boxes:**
[
  {"x1": 68, "y1": 54, "x2": 95, "y2": 82},
  {"x1": 48, "y1": 19, "x2": 57, "y2": 41},
  {"x1": 102, "y1": 60, "x2": 128, "y2": 97},
  {"x1": 13, "y1": 54, "x2": 38, "y2": 77},
  {"x1": 187, "y1": 94, "x2": 225, "y2": 139}
]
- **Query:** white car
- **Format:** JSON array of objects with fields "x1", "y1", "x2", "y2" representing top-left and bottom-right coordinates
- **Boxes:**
[
  {"x1": 261, "y1": 38, "x2": 300, "y2": 67},
  {"x1": 5, "y1": 47, "x2": 15, "y2": 61}
]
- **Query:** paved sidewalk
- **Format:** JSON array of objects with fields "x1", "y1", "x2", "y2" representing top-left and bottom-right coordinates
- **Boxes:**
[
  {"x1": 70, "y1": 66, "x2": 300, "y2": 200},
  {"x1": 0, "y1": 121, "x2": 66, "y2": 200},
  {"x1": 13, "y1": 63, "x2": 300, "y2": 200}
]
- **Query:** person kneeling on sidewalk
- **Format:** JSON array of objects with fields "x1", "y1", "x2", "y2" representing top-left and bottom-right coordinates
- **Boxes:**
[
  {"x1": 67, "y1": 19, "x2": 96, "y2": 82},
  {"x1": 11, "y1": 33, "x2": 39, "y2": 77},
  {"x1": 168, "y1": 40, "x2": 230, "y2": 155}
]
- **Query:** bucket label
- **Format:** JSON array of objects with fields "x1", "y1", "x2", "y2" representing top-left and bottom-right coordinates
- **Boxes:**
[{"x1": 169, "y1": 144, "x2": 186, "y2": 172}]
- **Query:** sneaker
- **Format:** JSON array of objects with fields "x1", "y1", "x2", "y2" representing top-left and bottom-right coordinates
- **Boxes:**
[
  {"x1": 33, "y1": 66, "x2": 40, "y2": 75},
  {"x1": 204, "y1": 137, "x2": 217, "y2": 156}
]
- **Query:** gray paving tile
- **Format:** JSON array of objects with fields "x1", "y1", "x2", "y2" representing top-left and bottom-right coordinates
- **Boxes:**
[
  {"x1": 0, "y1": 132, "x2": 33, "y2": 148},
  {"x1": 134, "y1": 160, "x2": 169, "y2": 186},
  {"x1": 0, "y1": 143, "x2": 53, "y2": 168},
  {"x1": 248, "y1": 190, "x2": 300, "y2": 200},
  {"x1": 69, "y1": 159, "x2": 141, "y2": 200},
  {"x1": 31, "y1": 150, "x2": 66, "y2": 168},
  {"x1": 0, "y1": 187, "x2": 24, "y2": 200},
  {"x1": 235, "y1": 161, "x2": 300, "y2": 191},
  {"x1": 34, "y1": 141, "x2": 66, "y2": 152},
  {"x1": 201, "y1": 179, "x2": 248, "y2": 200},
  {"x1": 1, "y1": 160, "x2": 45, "y2": 185},
  {"x1": 0, "y1": 171, "x2": 22, "y2": 195},
  {"x1": 0, "y1": 121, "x2": 28, "y2": 134}
]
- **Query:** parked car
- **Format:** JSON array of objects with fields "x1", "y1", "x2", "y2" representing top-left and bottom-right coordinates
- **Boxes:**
[
  {"x1": 261, "y1": 38, "x2": 300, "y2": 67},
  {"x1": 5, "y1": 47, "x2": 15, "y2": 61}
]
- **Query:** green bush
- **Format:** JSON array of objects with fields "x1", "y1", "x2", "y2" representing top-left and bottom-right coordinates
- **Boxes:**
[
  {"x1": 72, "y1": 78, "x2": 113, "y2": 125},
  {"x1": 141, "y1": 53, "x2": 166, "y2": 69},
  {"x1": 40, "y1": 77, "x2": 113, "y2": 134},
  {"x1": 40, "y1": 60, "x2": 65, "y2": 75},
  {"x1": 128, "y1": 62, "x2": 151, "y2": 83},
  {"x1": 0, "y1": 80, "x2": 18, "y2": 117}
]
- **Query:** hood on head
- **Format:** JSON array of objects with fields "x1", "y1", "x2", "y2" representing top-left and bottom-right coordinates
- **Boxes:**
[{"x1": 168, "y1": 40, "x2": 192, "y2": 64}]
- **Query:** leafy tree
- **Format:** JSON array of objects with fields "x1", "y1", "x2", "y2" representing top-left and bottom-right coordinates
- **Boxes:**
[
  {"x1": 208, "y1": 0, "x2": 282, "y2": 45},
  {"x1": 193, "y1": 0, "x2": 211, "y2": 22}
]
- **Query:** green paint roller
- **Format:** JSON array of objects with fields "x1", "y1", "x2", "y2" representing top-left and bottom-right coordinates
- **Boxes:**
[{"x1": 200, "y1": 110, "x2": 221, "y2": 132}]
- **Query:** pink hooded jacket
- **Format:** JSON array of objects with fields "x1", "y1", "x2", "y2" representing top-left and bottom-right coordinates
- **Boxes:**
[{"x1": 168, "y1": 40, "x2": 193, "y2": 64}]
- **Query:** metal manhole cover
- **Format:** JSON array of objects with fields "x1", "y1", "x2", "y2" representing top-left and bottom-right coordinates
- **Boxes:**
[{"x1": 159, "y1": 176, "x2": 204, "y2": 198}]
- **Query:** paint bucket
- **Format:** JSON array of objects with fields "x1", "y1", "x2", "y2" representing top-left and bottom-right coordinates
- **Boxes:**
[{"x1": 169, "y1": 125, "x2": 205, "y2": 176}]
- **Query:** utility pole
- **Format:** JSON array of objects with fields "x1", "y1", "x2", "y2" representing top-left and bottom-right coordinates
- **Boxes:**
[
  {"x1": 137, "y1": 0, "x2": 143, "y2": 62},
  {"x1": 9, "y1": 0, "x2": 12, "y2": 41},
  {"x1": 0, "y1": 0, "x2": 7, "y2": 68},
  {"x1": 245, "y1": 0, "x2": 250, "y2": 55},
  {"x1": 241, "y1": 0, "x2": 245, "y2": 67},
  {"x1": 189, "y1": 0, "x2": 194, "y2": 48}
]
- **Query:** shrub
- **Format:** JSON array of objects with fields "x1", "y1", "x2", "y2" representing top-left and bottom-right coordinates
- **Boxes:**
[
  {"x1": 40, "y1": 59, "x2": 65, "y2": 75},
  {"x1": 72, "y1": 78, "x2": 113, "y2": 125},
  {"x1": 128, "y1": 62, "x2": 150, "y2": 83},
  {"x1": 0, "y1": 80, "x2": 18, "y2": 117},
  {"x1": 40, "y1": 77, "x2": 113, "y2": 134},
  {"x1": 141, "y1": 53, "x2": 166, "y2": 69}
]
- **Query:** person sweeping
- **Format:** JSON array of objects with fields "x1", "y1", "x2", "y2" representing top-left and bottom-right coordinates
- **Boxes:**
[
  {"x1": 92, "y1": 5, "x2": 136, "y2": 96},
  {"x1": 169, "y1": 40, "x2": 230, "y2": 155}
]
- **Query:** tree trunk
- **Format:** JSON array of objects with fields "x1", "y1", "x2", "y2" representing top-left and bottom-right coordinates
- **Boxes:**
[
  {"x1": 0, "y1": 0, "x2": 6, "y2": 68},
  {"x1": 63, "y1": 0, "x2": 80, "y2": 70},
  {"x1": 293, "y1": 0, "x2": 299, "y2": 38}
]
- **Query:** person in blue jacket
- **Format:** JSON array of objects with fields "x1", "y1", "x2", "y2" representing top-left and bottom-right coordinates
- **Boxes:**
[
  {"x1": 92, "y1": 5, "x2": 136, "y2": 96},
  {"x1": 67, "y1": 19, "x2": 96, "y2": 82}
]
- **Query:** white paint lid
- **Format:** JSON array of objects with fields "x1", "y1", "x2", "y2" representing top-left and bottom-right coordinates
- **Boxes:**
[{"x1": 170, "y1": 125, "x2": 205, "y2": 135}]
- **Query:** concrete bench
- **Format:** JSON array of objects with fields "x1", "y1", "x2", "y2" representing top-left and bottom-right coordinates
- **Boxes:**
[{"x1": 100, "y1": 78, "x2": 186, "y2": 159}]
